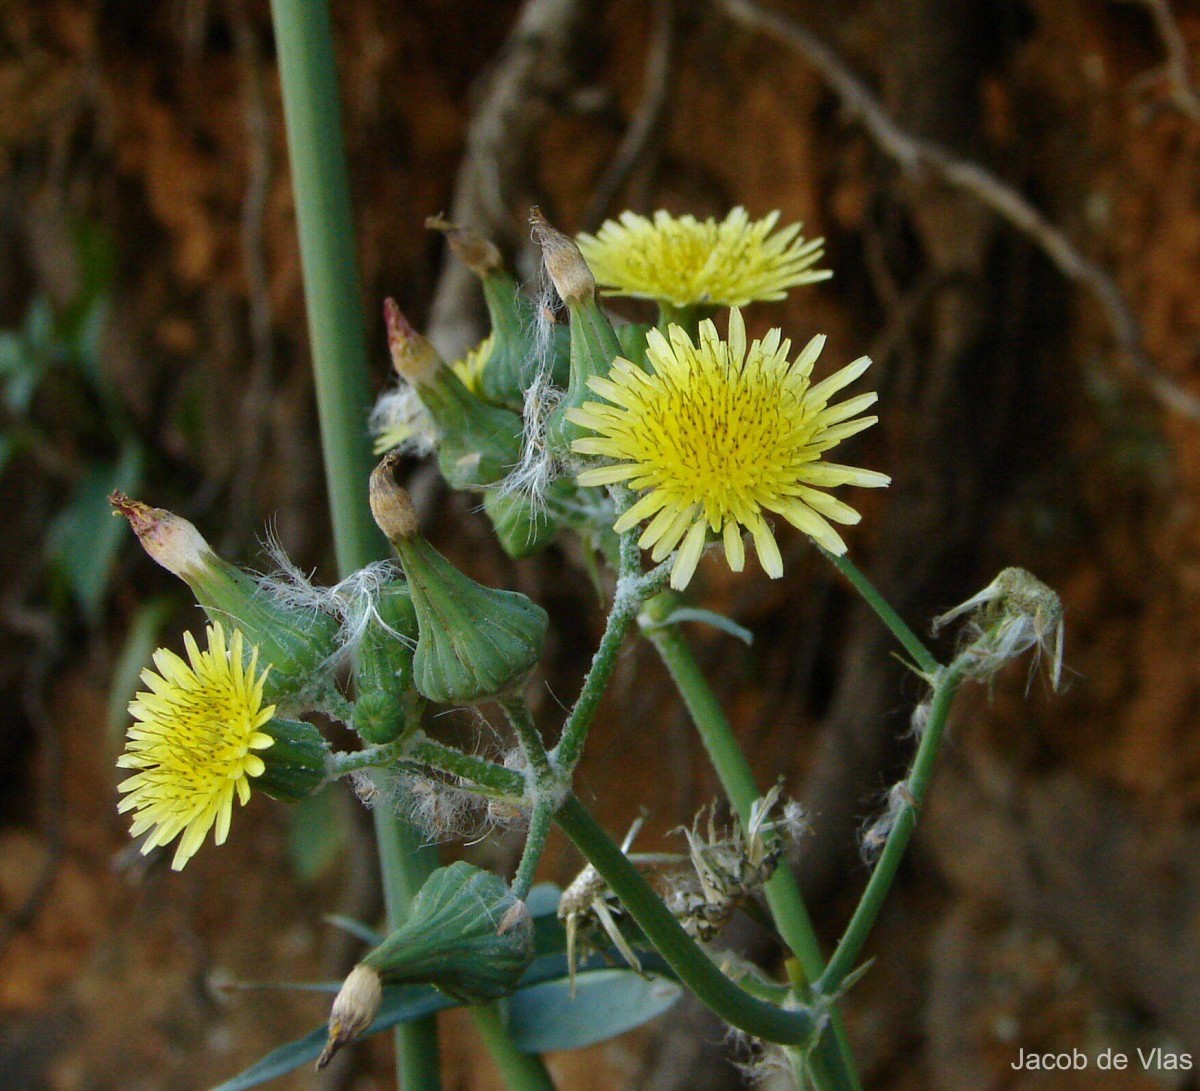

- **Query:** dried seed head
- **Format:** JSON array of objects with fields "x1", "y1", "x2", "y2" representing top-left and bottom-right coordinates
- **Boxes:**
[{"x1": 426, "y1": 214, "x2": 503, "y2": 275}]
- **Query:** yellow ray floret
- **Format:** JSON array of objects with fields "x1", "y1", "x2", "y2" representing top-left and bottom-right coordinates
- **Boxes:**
[
  {"x1": 576, "y1": 208, "x2": 831, "y2": 308},
  {"x1": 117, "y1": 622, "x2": 276, "y2": 870},
  {"x1": 567, "y1": 308, "x2": 889, "y2": 590}
]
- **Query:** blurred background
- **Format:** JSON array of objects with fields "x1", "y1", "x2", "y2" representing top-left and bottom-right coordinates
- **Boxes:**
[{"x1": 2, "y1": 0, "x2": 1199, "y2": 1087}]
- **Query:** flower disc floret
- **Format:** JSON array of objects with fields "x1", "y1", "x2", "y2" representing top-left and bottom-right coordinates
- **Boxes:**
[
  {"x1": 567, "y1": 308, "x2": 889, "y2": 589},
  {"x1": 117, "y1": 622, "x2": 277, "y2": 870},
  {"x1": 576, "y1": 207, "x2": 831, "y2": 308}
]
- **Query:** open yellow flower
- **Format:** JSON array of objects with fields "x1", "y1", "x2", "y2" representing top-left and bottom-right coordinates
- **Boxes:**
[
  {"x1": 567, "y1": 308, "x2": 889, "y2": 589},
  {"x1": 575, "y1": 208, "x2": 830, "y2": 308},
  {"x1": 117, "y1": 622, "x2": 276, "y2": 870}
]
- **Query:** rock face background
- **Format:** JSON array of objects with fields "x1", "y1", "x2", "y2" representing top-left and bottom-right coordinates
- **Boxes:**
[{"x1": 2, "y1": 1, "x2": 1199, "y2": 1088}]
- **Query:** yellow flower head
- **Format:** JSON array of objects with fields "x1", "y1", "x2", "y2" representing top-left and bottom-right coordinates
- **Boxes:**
[
  {"x1": 373, "y1": 334, "x2": 495, "y2": 454},
  {"x1": 575, "y1": 208, "x2": 831, "y2": 308},
  {"x1": 567, "y1": 308, "x2": 889, "y2": 589},
  {"x1": 117, "y1": 622, "x2": 276, "y2": 870}
]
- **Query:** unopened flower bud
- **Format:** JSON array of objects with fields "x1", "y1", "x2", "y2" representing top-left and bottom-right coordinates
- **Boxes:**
[
  {"x1": 529, "y1": 210, "x2": 624, "y2": 456},
  {"x1": 383, "y1": 300, "x2": 524, "y2": 488},
  {"x1": 256, "y1": 717, "x2": 330, "y2": 802},
  {"x1": 482, "y1": 486, "x2": 561, "y2": 559},
  {"x1": 317, "y1": 963, "x2": 383, "y2": 1070},
  {"x1": 352, "y1": 581, "x2": 419, "y2": 744},
  {"x1": 360, "y1": 862, "x2": 534, "y2": 1002},
  {"x1": 110, "y1": 493, "x2": 339, "y2": 704},
  {"x1": 369, "y1": 458, "x2": 548, "y2": 704},
  {"x1": 427, "y1": 216, "x2": 570, "y2": 407}
]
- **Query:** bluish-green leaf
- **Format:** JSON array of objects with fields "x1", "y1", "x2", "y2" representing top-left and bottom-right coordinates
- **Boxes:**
[
  {"x1": 506, "y1": 969, "x2": 681, "y2": 1054},
  {"x1": 643, "y1": 606, "x2": 754, "y2": 646},
  {"x1": 322, "y1": 914, "x2": 385, "y2": 947},
  {"x1": 46, "y1": 441, "x2": 143, "y2": 618}
]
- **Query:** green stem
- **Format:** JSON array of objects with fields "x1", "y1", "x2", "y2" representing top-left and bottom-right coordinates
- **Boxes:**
[
  {"x1": 822, "y1": 551, "x2": 940, "y2": 677},
  {"x1": 268, "y1": 3, "x2": 440, "y2": 1084},
  {"x1": 502, "y1": 698, "x2": 556, "y2": 785},
  {"x1": 555, "y1": 794, "x2": 815, "y2": 1045},
  {"x1": 408, "y1": 736, "x2": 527, "y2": 798},
  {"x1": 470, "y1": 1004, "x2": 557, "y2": 1091},
  {"x1": 512, "y1": 798, "x2": 554, "y2": 901},
  {"x1": 644, "y1": 609, "x2": 860, "y2": 1091},
  {"x1": 816, "y1": 657, "x2": 967, "y2": 996},
  {"x1": 551, "y1": 525, "x2": 643, "y2": 774}
]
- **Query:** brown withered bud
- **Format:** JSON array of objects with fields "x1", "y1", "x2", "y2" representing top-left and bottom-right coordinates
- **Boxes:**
[
  {"x1": 368, "y1": 454, "x2": 420, "y2": 543},
  {"x1": 529, "y1": 207, "x2": 595, "y2": 305},
  {"x1": 425, "y1": 214, "x2": 503, "y2": 276}
]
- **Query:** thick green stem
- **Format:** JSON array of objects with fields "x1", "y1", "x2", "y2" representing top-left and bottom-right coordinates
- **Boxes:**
[
  {"x1": 822, "y1": 551, "x2": 940, "y2": 676},
  {"x1": 268, "y1": 2, "x2": 440, "y2": 1083},
  {"x1": 470, "y1": 1004, "x2": 557, "y2": 1091},
  {"x1": 644, "y1": 610, "x2": 860, "y2": 1091},
  {"x1": 816, "y1": 657, "x2": 967, "y2": 996},
  {"x1": 555, "y1": 795, "x2": 816, "y2": 1045}
]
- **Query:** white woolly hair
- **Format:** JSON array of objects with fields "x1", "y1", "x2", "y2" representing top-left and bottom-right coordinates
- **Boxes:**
[
  {"x1": 495, "y1": 264, "x2": 569, "y2": 511},
  {"x1": 369, "y1": 383, "x2": 439, "y2": 457},
  {"x1": 255, "y1": 530, "x2": 411, "y2": 669}
]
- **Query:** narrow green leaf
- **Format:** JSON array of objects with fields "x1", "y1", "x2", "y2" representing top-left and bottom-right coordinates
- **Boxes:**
[
  {"x1": 322, "y1": 914, "x2": 385, "y2": 947},
  {"x1": 644, "y1": 606, "x2": 754, "y2": 646}
]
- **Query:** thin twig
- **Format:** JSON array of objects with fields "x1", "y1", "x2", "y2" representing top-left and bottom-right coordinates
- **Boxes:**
[
  {"x1": 1135, "y1": 0, "x2": 1200, "y2": 120},
  {"x1": 582, "y1": 0, "x2": 676, "y2": 231},
  {"x1": 721, "y1": 0, "x2": 1200, "y2": 420}
]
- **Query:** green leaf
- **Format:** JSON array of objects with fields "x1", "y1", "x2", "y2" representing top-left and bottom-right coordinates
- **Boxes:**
[
  {"x1": 286, "y1": 786, "x2": 346, "y2": 883},
  {"x1": 505, "y1": 969, "x2": 681, "y2": 1054},
  {"x1": 46, "y1": 441, "x2": 143, "y2": 619},
  {"x1": 106, "y1": 595, "x2": 178, "y2": 751},
  {"x1": 210, "y1": 949, "x2": 676, "y2": 1089},
  {"x1": 321, "y1": 914, "x2": 385, "y2": 947},
  {"x1": 644, "y1": 606, "x2": 754, "y2": 646},
  {"x1": 210, "y1": 983, "x2": 453, "y2": 1091}
]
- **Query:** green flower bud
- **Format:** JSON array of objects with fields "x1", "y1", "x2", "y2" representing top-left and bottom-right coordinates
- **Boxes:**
[
  {"x1": 482, "y1": 485, "x2": 562, "y2": 559},
  {"x1": 427, "y1": 216, "x2": 570, "y2": 406},
  {"x1": 362, "y1": 861, "x2": 534, "y2": 1003},
  {"x1": 110, "y1": 493, "x2": 339, "y2": 704},
  {"x1": 255, "y1": 716, "x2": 330, "y2": 802},
  {"x1": 615, "y1": 320, "x2": 653, "y2": 370},
  {"x1": 369, "y1": 459, "x2": 548, "y2": 704},
  {"x1": 528, "y1": 210, "x2": 623, "y2": 456},
  {"x1": 384, "y1": 300, "x2": 523, "y2": 489},
  {"x1": 352, "y1": 581, "x2": 419, "y2": 744}
]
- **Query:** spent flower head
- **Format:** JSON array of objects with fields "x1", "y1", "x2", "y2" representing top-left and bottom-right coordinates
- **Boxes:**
[
  {"x1": 576, "y1": 207, "x2": 831, "y2": 308},
  {"x1": 568, "y1": 308, "x2": 889, "y2": 589},
  {"x1": 117, "y1": 622, "x2": 276, "y2": 870}
]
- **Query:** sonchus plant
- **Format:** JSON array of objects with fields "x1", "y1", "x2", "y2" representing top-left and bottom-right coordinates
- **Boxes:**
[{"x1": 114, "y1": 207, "x2": 1064, "y2": 1091}]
